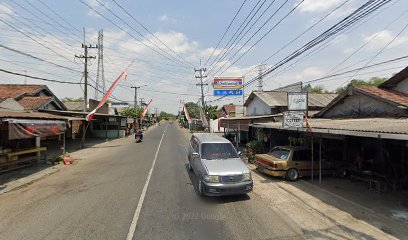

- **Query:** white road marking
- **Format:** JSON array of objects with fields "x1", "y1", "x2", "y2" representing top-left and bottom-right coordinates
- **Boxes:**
[{"x1": 126, "y1": 125, "x2": 168, "y2": 240}]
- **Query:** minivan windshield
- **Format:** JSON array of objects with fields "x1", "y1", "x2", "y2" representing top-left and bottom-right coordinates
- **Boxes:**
[
  {"x1": 201, "y1": 143, "x2": 238, "y2": 160},
  {"x1": 268, "y1": 148, "x2": 290, "y2": 160}
]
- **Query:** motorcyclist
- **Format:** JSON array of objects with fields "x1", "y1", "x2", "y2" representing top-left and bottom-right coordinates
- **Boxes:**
[{"x1": 135, "y1": 128, "x2": 143, "y2": 141}]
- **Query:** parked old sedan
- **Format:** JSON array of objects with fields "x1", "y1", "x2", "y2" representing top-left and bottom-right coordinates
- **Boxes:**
[
  {"x1": 254, "y1": 146, "x2": 339, "y2": 181},
  {"x1": 188, "y1": 133, "x2": 253, "y2": 196}
]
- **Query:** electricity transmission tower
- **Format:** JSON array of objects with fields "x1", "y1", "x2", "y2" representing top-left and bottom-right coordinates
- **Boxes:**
[{"x1": 95, "y1": 30, "x2": 105, "y2": 100}]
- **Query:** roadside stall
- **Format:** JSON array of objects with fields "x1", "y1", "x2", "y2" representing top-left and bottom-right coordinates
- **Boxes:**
[{"x1": 0, "y1": 118, "x2": 66, "y2": 172}]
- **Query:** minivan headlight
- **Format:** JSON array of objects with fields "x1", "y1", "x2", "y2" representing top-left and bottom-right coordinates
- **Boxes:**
[
  {"x1": 204, "y1": 175, "x2": 220, "y2": 183},
  {"x1": 242, "y1": 172, "x2": 252, "y2": 181}
]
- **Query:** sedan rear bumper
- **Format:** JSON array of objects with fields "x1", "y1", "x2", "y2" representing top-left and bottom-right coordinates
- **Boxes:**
[{"x1": 201, "y1": 181, "x2": 253, "y2": 196}]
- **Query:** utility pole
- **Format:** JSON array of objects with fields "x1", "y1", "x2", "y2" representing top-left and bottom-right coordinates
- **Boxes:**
[
  {"x1": 195, "y1": 68, "x2": 208, "y2": 112},
  {"x1": 257, "y1": 64, "x2": 265, "y2": 91},
  {"x1": 75, "y1": 28, "x2": 97, "y2": 112},
  {"x1": 131, "y1": 84, "x2": 147, "y2": 107}
]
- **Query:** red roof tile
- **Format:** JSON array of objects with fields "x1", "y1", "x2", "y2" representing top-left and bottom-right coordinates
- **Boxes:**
[
  {"x1": 357, "y1": 86, "x2": 408, "y2": 107},
  {"x1": 0, "y1": 84, "x2": 44, "y2": 101},
  {"x1": 223, "y1": 105, "x2": 236, "y2": 114},
  {"x1": 17, "y1": 96, "x2": 52, "y2": 110}
]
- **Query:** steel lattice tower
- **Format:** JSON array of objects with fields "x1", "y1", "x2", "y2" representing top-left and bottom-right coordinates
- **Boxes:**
[{"x1": 95, "y1": 30, "x2": 105, "y2": 100}]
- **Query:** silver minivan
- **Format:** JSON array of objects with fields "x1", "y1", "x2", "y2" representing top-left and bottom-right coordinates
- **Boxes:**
[{"x1": 188, "y1": 133, "x2": 253, "y2": 196}]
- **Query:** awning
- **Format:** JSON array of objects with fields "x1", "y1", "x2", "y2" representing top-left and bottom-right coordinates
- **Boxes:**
[
  {"x1": 220, "y1": 114, "x2": 280, "y2": 131},
  {"x1": 251, "y1": 118, "x2": 408, "y2": 140},
  {"x1": 4, "y1": 118, "x2": 66, "y2": 140}
]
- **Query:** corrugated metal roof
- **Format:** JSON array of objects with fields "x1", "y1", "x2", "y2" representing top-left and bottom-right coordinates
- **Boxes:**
[
  {"x1": 379, "y1": 66, "x2": 408, "y2": 89},
  {"x1": 252, "y1": 118, "x2": 408, "y2": 136},
  {"x1": 0, "y1": 111, "x2": 81, "y2": 120},
  {"x1": 250, "y1": 91, "x2": 338, "y2": 108},
  {"x1": 64, "y1": 101, "x2": 85, "y2": 111}
]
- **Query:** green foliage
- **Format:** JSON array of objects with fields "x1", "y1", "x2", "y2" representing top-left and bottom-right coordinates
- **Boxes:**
[
  {"x1": 159, "y1": 111, "x2": 176, "y2": 120},
  {"x1": 182, "y1": 102, "x2": 200, "y2": 119},
  {"x1": 335, "y1": 77, "x2": 387, "y2": 93},
  {"x1": 245, "y1": 140, "x2": 264, "y2": 163},
  {"x1": 206, "y1": 105, "x2": 219, "y2": 120},
  {"x1": 61, "y1": 97, "x2": 84, "y2": 102},
  {"x1": 288, "y1": 137, "x2": 304, "y2": 146},
  {"x1": 119, "y1": 106, "x2": 144, "y2": 118}
]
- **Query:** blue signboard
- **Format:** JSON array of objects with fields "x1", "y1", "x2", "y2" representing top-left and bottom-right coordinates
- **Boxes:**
[{"x1": 214, "y1": 89, "x2": 243, "y2": 96}]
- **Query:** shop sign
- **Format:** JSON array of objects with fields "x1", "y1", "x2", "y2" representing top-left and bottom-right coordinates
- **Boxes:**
[{"x1": 283, "y1": 111, "x2": 303, "y2": 128}]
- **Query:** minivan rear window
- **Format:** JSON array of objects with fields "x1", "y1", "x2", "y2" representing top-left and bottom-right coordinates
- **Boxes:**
[{"x1": 201, "y1": 143, "x2": 238, "y2": 160}]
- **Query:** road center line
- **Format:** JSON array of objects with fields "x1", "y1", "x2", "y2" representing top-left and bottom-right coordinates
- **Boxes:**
[{"x1": 126, "y1": 125, "x2": 168, "y2": 240}]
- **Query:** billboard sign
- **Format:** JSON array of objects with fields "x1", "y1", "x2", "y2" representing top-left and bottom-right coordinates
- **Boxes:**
[
  {"x1": 283, "y1": 111, "x2": 303, "y2": 128},
  {"x1": 213, "y1": 77, "x2": 243, "y2": 96},
  {"x1": 288, "y1": 92, "x2": 308, "y2": 111}
]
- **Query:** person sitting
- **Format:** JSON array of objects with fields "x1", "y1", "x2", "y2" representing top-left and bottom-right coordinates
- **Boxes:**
[{"x1": 135, "y1": 128, "x2": 143, "y2": 141}]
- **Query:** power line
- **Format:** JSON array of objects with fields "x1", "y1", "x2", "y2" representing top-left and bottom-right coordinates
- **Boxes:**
[
  {"x1": 203, "y1": 0, "x2": 248, "y2": 67},
  {"x1": 110, "y1": 0, "x2": 194, "y2": 68},
  {"x1": 206, "y1": 0, "x2": 264, "y2": 72},
  {"x1": 79, "y1": 0, "x2": 192, "y2": 69}
]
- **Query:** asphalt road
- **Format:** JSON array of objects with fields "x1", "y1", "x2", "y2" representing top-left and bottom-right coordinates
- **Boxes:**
[{"x1": 0, "y1": 123, "x2": 306, "y2": 240}]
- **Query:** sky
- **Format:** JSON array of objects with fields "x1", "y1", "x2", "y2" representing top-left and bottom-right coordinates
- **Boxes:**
[{"x1": 0, "y1": 0, "x2": 407, "y2": 114}]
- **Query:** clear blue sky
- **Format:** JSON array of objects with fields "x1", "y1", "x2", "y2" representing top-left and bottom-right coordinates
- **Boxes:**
[{"x1": 0, "y1": 0, "x2": 407, "y2": 113}]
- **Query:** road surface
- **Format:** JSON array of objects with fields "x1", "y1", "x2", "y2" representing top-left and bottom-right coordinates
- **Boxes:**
[{"x1": 0, "y1": 123, "x2": 398, "y2": 240}]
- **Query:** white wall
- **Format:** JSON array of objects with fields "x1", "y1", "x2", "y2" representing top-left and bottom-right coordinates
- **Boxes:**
[
  {"x1": 393, "y1": 77, "x2": 408, "y2": 93},
  {"x1": 246, "y1": 96, "x2": 270, "y2": 116},
  {"x1": 210, "y1": 118, "x2": 225, "y2": 133}
]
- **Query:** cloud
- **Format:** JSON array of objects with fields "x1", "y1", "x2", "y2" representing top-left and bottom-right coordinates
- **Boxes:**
[
  {"x1": 158, "y1": 15, "x2": 168, "y2": 21},
  {"x1": 0, "y1": 3, "x2": 16, "y2": 22},
  {"x1": 363, "y1": 30, "x2": 408, "y2": 51},
  {"x1": 86, "y1": 0, "x2": 110, "y2": 18},
  {"x1": 297, "y1": 0, "x2": 344, "y2": 13}
]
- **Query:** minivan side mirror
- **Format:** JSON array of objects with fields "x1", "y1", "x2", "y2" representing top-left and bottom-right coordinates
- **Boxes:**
[
  {"x1": 192, "y1": 152, "x2": 200, "y2": 158},
  {"x1": 237, "y1": 151, "x2": 242, "y2": 157}
]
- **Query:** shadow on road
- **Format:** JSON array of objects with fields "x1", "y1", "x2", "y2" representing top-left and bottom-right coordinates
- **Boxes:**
[{"x1": 185, "y1": 163, "x2": 251, "y2": 204}]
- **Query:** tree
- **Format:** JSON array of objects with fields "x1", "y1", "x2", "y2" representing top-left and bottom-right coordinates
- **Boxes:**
[
  {"x1": 335, "y1": 77, "x2": 387, "y2": 93},
  {"x1": 182, "y1": 102, "x2": 200, "y2": 119},
  {"x1": 206, "y1": 105, "x2": 219, "y2": 120},
  {"x1": 159, "y1": 111, "x2": 176, "y2": 120},
  {"x1": 119, "y1": 106, "x2": 144, "y2": 118}
]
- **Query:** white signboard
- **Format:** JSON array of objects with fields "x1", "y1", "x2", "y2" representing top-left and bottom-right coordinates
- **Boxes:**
[
  {"x1": 283, "y1": 111, "x2": 304, "y2": 128},
  {"x1": 288, "y1": 92, "x2": 308, "y2": 111}
]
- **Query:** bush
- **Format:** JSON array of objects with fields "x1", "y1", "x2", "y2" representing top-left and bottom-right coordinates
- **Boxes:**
[{"x1": 245, "y1": 140, "x2": 264, "y2": 163}]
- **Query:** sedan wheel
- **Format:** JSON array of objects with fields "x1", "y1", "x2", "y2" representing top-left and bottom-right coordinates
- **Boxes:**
[{"x1": 286, "y1": 168, "x2": 299, "y2": 181}]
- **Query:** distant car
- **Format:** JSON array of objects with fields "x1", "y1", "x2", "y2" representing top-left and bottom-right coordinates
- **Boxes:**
[
  {"x1": 188, "y1": 133, "x2": 253, "y2": 196},
  {"x1": 254, "y1": 146, "x2": 340, "y2": 181}
]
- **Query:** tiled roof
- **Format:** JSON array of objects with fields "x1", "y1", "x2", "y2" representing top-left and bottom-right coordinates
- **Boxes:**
[
  {"x1": 248, "y1": 91, "x2": 338, "y2": 107},
  {"x1": 0, "y1": 84, "x2": 44, "y2": 101},
  {"x1": 379, "y1": 66, "x2": 408, "y2": 89},
  {"x1": 356, "y1": 86, "x2": 408, "y2": 107},
  {"x1": 223, "y1": 105, "x2": 236, "y2": 114},
  {"x1": 17, "y1": 96, "x2": 52, "y2": 110}
]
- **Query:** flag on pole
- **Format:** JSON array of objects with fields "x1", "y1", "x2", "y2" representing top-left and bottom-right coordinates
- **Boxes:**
[
  {"x1": 141, "y1": 99, "x2": 153, "y2": 119},
  {"x1": 183, "y1": 104, "x2": 191, "y2": 123},
  {"x1": 86, "y1": 69, "x2": 128, "y2": 121}
]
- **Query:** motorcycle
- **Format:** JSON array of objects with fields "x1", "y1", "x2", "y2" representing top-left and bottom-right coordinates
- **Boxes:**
[{"x1": 135, "y1": 130, "x2": 143, "y2": 143}]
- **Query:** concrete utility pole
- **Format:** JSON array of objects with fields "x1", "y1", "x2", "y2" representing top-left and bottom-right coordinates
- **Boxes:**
[
  {"x1": 131, "y1": 85, "x2": 147, "y2": 107},
  {"x1": 257, "y1": 64, "x2": 265, "y2": 91},
  {"x1": 195, "y1": 68, "x2": 208, "y2": 112},
  {"x1": 75, "y1": 28, "x2": 97, "y2": 112}
]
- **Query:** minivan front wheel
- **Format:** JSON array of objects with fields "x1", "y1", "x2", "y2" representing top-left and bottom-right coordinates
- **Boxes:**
[
  {"x1": 286, "y1": 168, "x2": 299, "y2": 181},
  {"x1": 198, "y1": 179, "x2": 204, "y2": 196}
]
